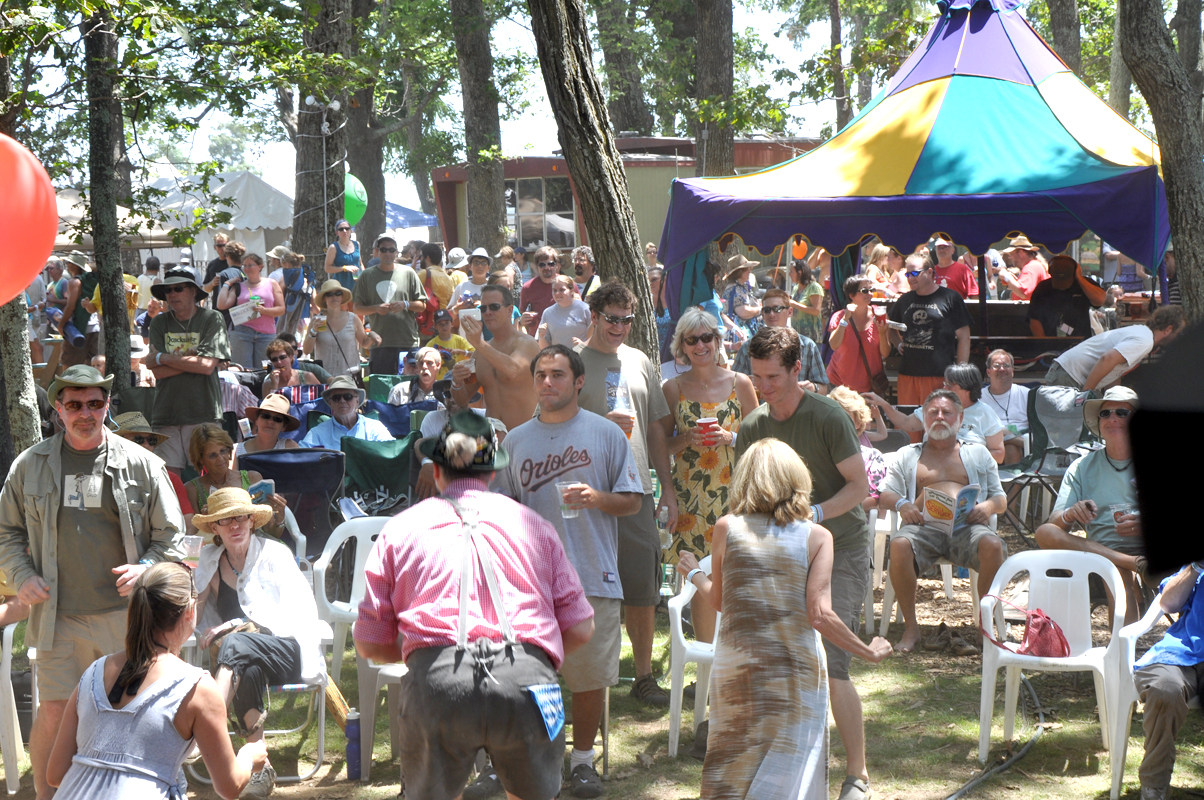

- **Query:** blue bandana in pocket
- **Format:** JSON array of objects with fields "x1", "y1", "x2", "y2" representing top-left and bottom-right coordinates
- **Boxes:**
[{"x1": 526, "y1": 683, "x2": 565, "y2": 741}]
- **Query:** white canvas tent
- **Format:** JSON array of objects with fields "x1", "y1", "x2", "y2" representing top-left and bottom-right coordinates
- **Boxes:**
[
  {"x1": 147, "y1": 171, "x2": 293, "y2": 266},
  {"x1": 55, "y1": 189, "x2": 176, "y2": 252}
]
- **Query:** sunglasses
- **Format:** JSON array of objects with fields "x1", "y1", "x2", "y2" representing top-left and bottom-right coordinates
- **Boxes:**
[
  {"x1": 130, "y1": 435, "x2": 159, "y2": 447},
  {"x1": 165, "y1": 285, "x2": 189, "y2": 294},
  {"x1": 481, "y1": 302, "x2": 506, "y2": 312},
  {"x1": 269, "y1": 354, "x2": 291, "y2": 363},
  {"x1": 683, "y1": 332, "x2": 717, "y2": 345},
  {"x1": 337, "y1": 227, "x2": 351, "y2": 232},
  {"x1": 60, "y1": 399, "x2": 107, "y2": 413},
  {"x1": 328, "y1": 393, "x2": 358, "y2": 403},
  {"x1": 214, "y1": 514, "x2": 251, "y2": 527},
  {"x1": 762, "y1": 305, "x2": 789, "y2": 314},
  {"x1": 1098, "y1": 408, "x2": 1133, "y2": 419},
  {"x1": 378, "y1": 247, "x2": 397, "y2": 253},
  {"x1": 538, "y1": 260, "x2": 558, "y2": 267},
  {"x1": 602, "y1": 313, "x2": 635, "y2": 326},
  {"x1": 855, "y1": 288, "x2": 872, "y2": 295},
  {"x1": 323, "y1": 291, "x2": 343, "y2": 299},
  {"x1": 174, "y1": 561, "x2": 198, "y2": 596},
  {"x1": 904, "y1": 270, "x2": 925, "y2": 278},
  {"x1": 258, "y1": 412, "x2": 289, "y2": 424}
]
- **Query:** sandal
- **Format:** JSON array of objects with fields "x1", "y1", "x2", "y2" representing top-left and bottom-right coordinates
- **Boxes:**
[
  {"x1": 950, "y1": 633, "x2": 980, "y2": 656},
  {"x1": 922, "y1": 622, "x2": 952, "y2": 652},
  {"x1": 838, "y1": 775, "x2": 872, "y2": 800}
]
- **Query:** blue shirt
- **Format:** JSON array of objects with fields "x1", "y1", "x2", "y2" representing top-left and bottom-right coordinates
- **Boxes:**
[
  {"x1": 1135, "y1": 568, "x2": 1204, "y2": 669},
  {"x1": 300, "y1": 414, "x2": 394, "y2": 449},
  {"x1": 732, "y1": 329, "x2": 829, "y2": 387}
]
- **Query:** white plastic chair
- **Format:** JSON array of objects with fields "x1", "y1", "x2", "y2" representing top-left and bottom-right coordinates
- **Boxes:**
[
  {"x1": 1109, "y1": 589, "x2": 1201, "y2": 799},
  {"x1": 978, "y1": 550, "x2": 1126, "y2": 764},
  {"x1": 353, "y1": 625, "x2": 407, "y2": 781},
  {"x1": 668, "y1": 555, "x2": 720, "y2": 757},
  {"x1": 863, "y1": 509, "x2": 895, "y2": 632},
  {"x1": 312, "y1": 517, "x2": 390, "y2": 683},
  {"x1": 0, "y1": 624, "x2": 24, "y2": 794}
]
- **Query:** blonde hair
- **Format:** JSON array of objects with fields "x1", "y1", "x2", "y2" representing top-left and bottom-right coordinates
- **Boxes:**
[
  {"x1": 730, "y1": 439, "x2": 813, "y2": 526},
  {"x1": 551, "y1": 273, "x2": 576, "y2": 292},
  {"x1": 188, "y1": 423, "x2": 234, "y2": 475},
  {"x1": 828, "y1": 386, "x2": 871, "y2": 435},
  {"x1": 670, "y1": 307, "x2": 721, "y2": 364}
]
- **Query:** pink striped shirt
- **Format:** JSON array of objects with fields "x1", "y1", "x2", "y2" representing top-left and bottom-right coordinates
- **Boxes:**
[{"x1": 356, "y1": 478, "x2": 594, "y2": 668}]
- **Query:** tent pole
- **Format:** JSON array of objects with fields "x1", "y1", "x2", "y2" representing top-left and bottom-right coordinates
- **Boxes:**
[{"x1": 978, "y1": 254, "x2": 989, "y2": 348}]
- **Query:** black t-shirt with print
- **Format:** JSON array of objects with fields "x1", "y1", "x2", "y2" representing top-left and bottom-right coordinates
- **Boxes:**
[
  {"x1": 1027, "y1": 279, "x2": 1094, "y2": 337},
  {"x1": 889, "y1": 286, "x2": 972, "y2": 377}
]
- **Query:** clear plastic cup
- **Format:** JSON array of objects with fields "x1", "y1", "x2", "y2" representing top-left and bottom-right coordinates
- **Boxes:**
[
  {"x1": 1109, "y1": 503, "x2": 1132, "y2": 523},
  {"x1": 183, "y1": 535, "x2": 204, "y2": 568},
  {"x1": 556, "y1": 481, "x2": 580, "y2": 519},
  {"x1": 616, "y1": 410, "x2": 636, "y2": 440}
]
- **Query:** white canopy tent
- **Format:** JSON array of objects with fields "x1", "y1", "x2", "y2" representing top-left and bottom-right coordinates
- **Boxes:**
[{"x1": 55, "y1": 189, "x2": 176, "y2": 252}]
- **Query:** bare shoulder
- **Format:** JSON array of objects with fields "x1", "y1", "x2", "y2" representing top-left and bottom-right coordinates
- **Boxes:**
[{"x1": 514, "y1": 333, "x2": 542, "y2": 358}]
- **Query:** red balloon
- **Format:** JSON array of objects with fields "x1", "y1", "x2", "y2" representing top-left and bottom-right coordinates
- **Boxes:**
[{"x1": 0, "y1": 134, "x2": 57, "y2": 307}]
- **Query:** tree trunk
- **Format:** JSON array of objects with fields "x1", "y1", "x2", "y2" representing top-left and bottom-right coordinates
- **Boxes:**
[
  {"x1": 408, "y1": 116, "x2": 437, "y2": 215},
  {"x1": 346, "y1": 82, "x2": 388, "y2": 248},
  {"x1": 593, "y1": 0, "x2": 654, "y2": 135},
  {"x1": 1122, "y1": 0, "x2": 1204, "y2": 321},
  {"x1": 527, "y1": 0, "x2": 658, "y2": 362},
  {"x1": 292, "y1": 0, "x2": 353, "y2": 267},
  {"x1": 450, "y1": 0, "x2": 506, "y2": 254},
  {"x1": 0, "y1": 60, "x2": 41, "y2": 469},
  {"x1": 853, "y1": 13, "x2": 872, "y2": 111},
  {"x1": 1171, "y1": 0, "x2": 1204, "y2": 123},
  {"x1": 695, "y1": 0, "x2": 734, "y2": 176},
  {"x1": 829, "y1": 0, "x2": 851, "y2": 131},
  {"x1": 1046, "y1": 0, "x2": 1082, "y2": 76},
  {"x1": 84, "y1": 9, "x2": 130, "y2": 388},
  {"x1": 1109, "y1": 1, "x2": 1132, "y2": 117}
]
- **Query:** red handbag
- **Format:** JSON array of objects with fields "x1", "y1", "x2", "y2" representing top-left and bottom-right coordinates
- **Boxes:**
[{"x1": 981, "y1": 595, "x2": 1071, "y2": 658}]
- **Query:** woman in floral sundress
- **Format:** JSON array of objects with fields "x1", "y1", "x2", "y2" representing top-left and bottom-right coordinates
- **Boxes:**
[{"x1": 663, "y1": 308, "x2": 758, "y2": 644}]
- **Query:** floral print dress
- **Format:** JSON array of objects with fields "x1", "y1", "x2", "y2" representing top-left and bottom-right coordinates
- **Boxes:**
[
  {"x1": 670, "y1": 389, "x2": 742, "y2": 563},
  {"x1": 723, "y1": 282, "x2": 762, "y2": 341}
]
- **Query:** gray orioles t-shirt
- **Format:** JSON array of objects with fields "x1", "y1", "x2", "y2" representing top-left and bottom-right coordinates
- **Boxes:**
[{"x1": 494, "y1": 409, "x2": 643, "y2": 599}]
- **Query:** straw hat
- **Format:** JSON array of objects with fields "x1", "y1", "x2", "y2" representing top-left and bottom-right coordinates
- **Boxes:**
[
  {"x1": 244, "y1": 393, "x2": 301, "y2": 432},
  {"x1": 112, "y1": 412, "x2": 168, "y2": 446},
  {"x1": 315, "y1": 279, "x2": 353, "y2": 309},
  {"x1": 1083, "y1": 386, "x2": 1138, "y2": 438},
  {"x1": 48, "y1": 364, "x2": 114, "y2": 405},
  {"x1": 192, "y1": 487, "x2": 274, "y2": 534},
  {"x1": 1001, "y1": 236, "x2": 1038, "y2": 254},
  {"x1": 418, "y1": 410, "x2": 509, "y2": 472},
  {"x1": 724, "y1": 254, "x2": 759, "y2": 281}
]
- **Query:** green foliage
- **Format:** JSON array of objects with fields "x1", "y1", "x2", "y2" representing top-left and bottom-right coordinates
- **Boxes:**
[{"x1": 208, "y1": 119, "x2": 275, "y2": 174}]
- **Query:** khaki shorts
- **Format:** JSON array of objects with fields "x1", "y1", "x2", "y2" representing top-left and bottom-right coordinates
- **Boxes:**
[
  {"x1": 618, "y1": 495, "x2": 662, "y2": 607},
  {"x1": 894, "y1": 523, "x2": 1005, "y2": 576},
  {"x1": 558, "y1": 597, "x2": 620, "y2": 693},
  {"x1": 822, "y1": 546, "x2": 870, "y2": 681},
  {"x1": 37, "y1": 609, "x2": 127, "y2": 702},
  {"x1": 156, "y1": 423, "x2": 206, "y2": 472}
]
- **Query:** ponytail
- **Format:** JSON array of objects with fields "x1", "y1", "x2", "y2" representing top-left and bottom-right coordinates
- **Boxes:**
[{"x1": 108, "y1": 563, "x2": 193, "y2": 705}]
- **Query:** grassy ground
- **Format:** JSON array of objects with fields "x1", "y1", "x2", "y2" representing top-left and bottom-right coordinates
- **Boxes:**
[{"x1": 5, "y1": 575, "x2": 1202, "y2": 800}]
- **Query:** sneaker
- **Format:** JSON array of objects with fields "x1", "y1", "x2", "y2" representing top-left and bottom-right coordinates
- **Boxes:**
[
  {"x1": 463, "y1": 768, "x2": 504, "y2": 800},
  {"x1": 569, "y1": 763, "x2": 603, "y2": 798},
  {"x1": 630, "y1": 673, "x2": 669, "y2": 707},
  {"x1": 1140, "y1": 787, "x2": 1167, "y2": 800},
  {"x1": 241, "y1": 764, "x2": 276, "y2": 799}
]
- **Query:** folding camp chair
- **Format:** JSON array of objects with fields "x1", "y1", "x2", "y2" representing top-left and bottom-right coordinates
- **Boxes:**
[
  {"x1": 109, "y1": 386, "x2": 157, "y2": 426},
  {"x1": 341, "y1": 433, "x2": 419, "y2": 516},
  {"x1": 238, "y1": 449, "x2": 346, "y2": 558},
  {"x1": 366, "y1": 374, "x2": 412, "y2": 403},
  {"x1": 997, "y1": 385, "x2": 1096, "y2": 543}
]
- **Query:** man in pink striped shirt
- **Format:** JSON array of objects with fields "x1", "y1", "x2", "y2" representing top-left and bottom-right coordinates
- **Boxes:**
[{"x1": 355, "y1": 410, "x2": 594, "y2": 800}]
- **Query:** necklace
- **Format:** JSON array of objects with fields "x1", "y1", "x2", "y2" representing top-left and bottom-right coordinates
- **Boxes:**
[
  {"x1": 987, "y1": 387, "x2": 1012, "y2": 418},
  {"x1": 1103, "y1": 451, "x2": 1130, "y2": 472},
  {"x1": 172, "y1": 309, "x2": 196, "y2": 336},
  {"x1": 224, "y1": 550, "x2": 243, "y2": 577}
]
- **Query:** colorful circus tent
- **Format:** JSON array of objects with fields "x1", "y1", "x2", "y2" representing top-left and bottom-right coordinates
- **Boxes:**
[{"x1": 658, "y1": 0, "x2": 1168, "y2": 316}]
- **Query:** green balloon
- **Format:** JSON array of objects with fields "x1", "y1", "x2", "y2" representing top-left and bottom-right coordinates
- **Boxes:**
[{"x1": 344, "y1": 173, "x2": 367, "y2": 227}]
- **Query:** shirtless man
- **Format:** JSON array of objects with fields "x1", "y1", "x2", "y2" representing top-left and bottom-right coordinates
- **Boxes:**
[
  {"x1": 878, "y1": 390, "x2": 1008, "y2": 653},
  {"x1": 451, "y1": 284, "x2": 540, "y2": 431}
]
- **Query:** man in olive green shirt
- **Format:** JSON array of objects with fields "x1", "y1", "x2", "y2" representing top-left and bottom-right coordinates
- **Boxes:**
[
  {"x1": 353, "y1": 234, "x2": 427, "y2": 375},
  {"x1": 736, "y1": 327, "x2": 883, "y2": 800}
]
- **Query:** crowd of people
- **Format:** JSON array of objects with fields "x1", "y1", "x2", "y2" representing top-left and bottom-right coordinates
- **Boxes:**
[{"x1": 7, "y1": 228, "x2": 1198, "y2": 800}]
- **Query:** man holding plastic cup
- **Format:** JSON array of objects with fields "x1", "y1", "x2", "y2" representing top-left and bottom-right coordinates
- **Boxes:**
[{"x1": 495, "y1": 345, "x2": 642, "y2": 797}]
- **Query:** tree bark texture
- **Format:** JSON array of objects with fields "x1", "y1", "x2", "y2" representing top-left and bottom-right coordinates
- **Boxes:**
[
  {"x1": 1109, "y1": 0, "x2": 1132, "y2": 118},
  {"x1": 346, "y1": 82, "x2": 388, "y2": 248},
  {"x1": 85, "y1": 10, "x2": 130, "y2": 386},
  {"x1": 829, "y1": 0, "x2": 851, "y2": 131},
  {"x1": 1046, "y1": 0, "x2": 1082, "y2": 76},
  {"x1": 293, "y1": 0, "x2": 353, "y2": 267},
  {"x1": 593, "y1": 0, "x2": 654, "y2": 135},
  {"x1": 1122, "y1": 0, "x2": 1204, "y2": 321},
  {"x1": 695, "y1": 0, "x2": 734, "y2": 176},
  {"x1": 527, "y1": 0, "x2": 659, "y2": 362},
  {"x1": 450, "y1": 0, "x2": 506, "y2": 255}
]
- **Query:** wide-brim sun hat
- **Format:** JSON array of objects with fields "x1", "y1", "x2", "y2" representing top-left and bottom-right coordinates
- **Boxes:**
[
  {"x1": 322, "y1": 375, "x2": 366, "y2": 407},
  {"x1": 268, "y1": 245, "x2": 292, "y2": 261},
  {"x1": 468, "y1": 247, "x2": 494, "y2": 267},
  {"x1": 723, "y1": 254, "x2": 759, "y2": 282},
  {"x1": 316, "y1": 279, "x2": 353, "y2": 309},
  {"x1": 112, "y1": 412, "x2": 169, "y2": 445},
  {"x1": 447, "y1": 248, "x2": 468, "y2": 270},
  {"x1": 129, "y1": 334, "x2": 150, "y2": 359},
  {"x1": 49, "y1": 364, "x2": 114, "y2": 405},
  {"x1": 151, "y1": 268, "x2": 208, "y2": 300},
  {"x1": 1083, "y1": 386, "x2": 1139, "y2": 437},
  {"x1": 1002, "y1": 235, "x2": 1039, "y2": 254},
  {"x1": 418, "y1": 409, "x2": 509, "y2": 472},
  {"x1": 244, "y1": 393, "x2": 301, "y2": 432},
  {"x1": 61, "y1": 251, "x2": 89, "y2": 270},
  {"x1": 192, "y1": 487, "x2": 274, "y2": 534}
]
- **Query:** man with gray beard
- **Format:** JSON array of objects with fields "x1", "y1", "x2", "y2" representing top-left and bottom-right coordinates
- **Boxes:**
[{"x1": 878, "y1": 389, "x2": 1008, "y2": 653}]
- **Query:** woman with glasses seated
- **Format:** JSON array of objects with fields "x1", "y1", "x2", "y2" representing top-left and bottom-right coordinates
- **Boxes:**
[
  {"x1": 185, "y1": 424, "x2": 287, "y2": 536},
  {"x1": 661, "y1": 308, "x2": 758, "y2": 646},
  {"x1": 303, "y1": 279, "x2": 378, "y2": 378},
  {"x1": 236, "y1": 395, "x2": 301, "y2": 458},
  {"x1": 826, "y1": 275, "x2": 892, "y2": 393},
  {"x1": 260, "y1": 339, "x2": 320, "y2": 399},
  {"x1": 47, "y1": 563, "x2": 270, "y2": 800},
  {"x1": 191, "y1": 489, "x2": 324, "y2": 797}
]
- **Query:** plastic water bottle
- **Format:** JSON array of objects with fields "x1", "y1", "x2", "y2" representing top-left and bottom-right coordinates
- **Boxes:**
[
  {"x1": 345, "y1": 708, "x2": 361, "y2": 780},
  {"x1": 657, "y1": 506, "x2": 672, "y2": 550}
]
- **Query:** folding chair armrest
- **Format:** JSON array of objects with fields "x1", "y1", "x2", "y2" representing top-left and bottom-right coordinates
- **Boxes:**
[
  {"x1": 667, "y1": 581, "x2": 697, "y2": 616},
  {"x1": 282, "y1": 507, "x2": 306, "y2": 562},
  {"x1": 979, "y1": 595, "x2": 1003, "y2": 638},
  {"x1": 1119, "y1": 595, "x2": 1168, "y2": 664}
]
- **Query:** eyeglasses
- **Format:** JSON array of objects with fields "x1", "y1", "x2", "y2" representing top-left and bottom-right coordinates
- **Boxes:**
[
  {"x1": 175, "y1": 561, "x2": 198, "y2": 597},
  {"x1": 203, "y1": 447, "x2": 233, "y2": 460},
  {"x1": 538, "y1": 260, "x2": 558, "y2": 267},
  {"x1": 337, "y1": 227, "x2": 351, "y2": 232},
  {"x1": 988, "y1": 364, "x2": 1013, "y2": 372},
  {"x1": 683, "y1": 332, "x2": 717, "y2": 345},
  {"x1": 328, "y1": 393, "x2": 358, "y2": 403},
  {"x1": 481, "y1": 302, "x2": 506, "y2": 312},
  {"x1": 214, "y1": 514, "x2": 251, "y2": 527},
  {"x1": 269, "y1": 354, "x2": 291, "y2": 363},
  {"x1": 60, "y1": 399, "x2": 107, "y2": 413},
  {"x1": 258, "y1": 412, "x2": 288, "y2": 424},
  {"x1": 762, "y1": 305, "x2": 789, "y2": 314},
  {"x1": 130, "y1": 435, "x2": 159, "y2": 447},
  {"x1": 378, "y1": 247, "x2": 397, "y2": 253},
  {"x1": 1098, "y1": 408, "x2": 1133, "y2": 419},
  {"x1": 165, "y1": 285, "x2": 189, "y2": 294},
  {"x1": 602, "y1": 313, "x2": 635, "y2": 326}
]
